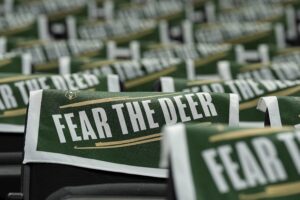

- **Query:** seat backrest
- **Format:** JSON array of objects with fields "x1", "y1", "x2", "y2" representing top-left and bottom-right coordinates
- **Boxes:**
[
  {"x1": 0, "y1": 133, "x2": 24, "y2": 152},
  {"x1": 21, "y1": 90, "x2": 239, "y2": 199},
  {"x1": 22, "y1": 163, "x2": 164, "y2": 200}
]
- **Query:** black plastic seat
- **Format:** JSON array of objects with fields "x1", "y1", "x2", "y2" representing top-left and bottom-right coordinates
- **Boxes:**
[
  {"x1": 21, "y1": 163, "x2": 165, "y2": 200},
  {"x1": 46, "y1": 183, "x2": 166, "y2": 200},
  {"x1": 0, "y1": 152, "x2": 22, "y2": 199}
]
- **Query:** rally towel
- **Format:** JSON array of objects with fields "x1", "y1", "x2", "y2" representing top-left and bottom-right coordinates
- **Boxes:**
[
  {"x1": 218, "y1": 61, "x2": 300, "y2": 81},
  {"x1": 160, "y1": 77, "x2": 300, "y2": 127},
  {"x1": 23, "y1": 90, "x2": 239, "y2": 178},
  {"x1": 0, "y1": 74, "x2": 119, "y2": 133},
  {"x1": 69, "y1": 57, "x2": 187, "y2": 91},
  {"x1": 161, "y1": 123, "x2": 300, "y2": 200},
  {"x1": 257, "y1": 96, "x2": 300, "y2": 128}
]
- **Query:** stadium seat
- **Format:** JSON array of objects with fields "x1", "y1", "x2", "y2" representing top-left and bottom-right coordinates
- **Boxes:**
[
  {"x1": 0, "y1": 152, "x2": 22, "y2": 199},
  {"x1": 46, "y1": 183, "x2": 166, "y2": 200},
  {"x1": 20, "y1": 163, "x2": 165, "y2": 200}
]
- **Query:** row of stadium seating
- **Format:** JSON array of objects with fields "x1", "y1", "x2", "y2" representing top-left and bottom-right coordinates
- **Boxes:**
[{"x1": 1, "y1": 0, "x2": 300, "y2": 199}]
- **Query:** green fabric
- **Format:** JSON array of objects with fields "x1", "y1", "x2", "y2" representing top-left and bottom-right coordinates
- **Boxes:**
[
  {"x1": 276, "y1": 96, "x2": 300, "y2": 127},
  {"x1": 143, "y1": 43, "x2": 232, "y2": 75},
  {"x1": 227, "y1": 62, "x2": 300, "y2": 81},
  {"x1": 195, "y1": 22, "x2": 276, "y2": 49},
  {"x1": 13, "y1": 0, "x2": 88, "y2": 20},
  {"x1": 9, "y1": 39, "x2": 104, "y2": 73},
  {"x1": 271, "y1": 48, "x2": 300, "y2": 63},
  {"x1": 163, "y1": 78, "x2": 300, "y2": 122},
  {"x1": 0, "y1": 73, "x2": 111, "y2": 128},
  {"x1": 216, "y1": 4, "x2": 285, "y2": 24},
  {"x1": 0, "y1": 13, "x2": 38, "y2": 37},
  {"x1": 0, "y1": 53, "x2": 24, "y2": 73},
  {"x1": 165, "y1": 123, "x2": 300, "y2": 200},
  {"x1": 71, "y1": 57, "x2": 187, "y2": 91},
  {"x1": 23, "y1": 90, "x2": 236, "y2": 176},
  {"x1": 77, "y1": 18, "x2": 160, "y2": 44},
  {"x1": 116, "y1": 0, "x2": 185, "y2": 22},
  {"x1": 260, "y1": 96, "x2": 300, "y2": 127}
]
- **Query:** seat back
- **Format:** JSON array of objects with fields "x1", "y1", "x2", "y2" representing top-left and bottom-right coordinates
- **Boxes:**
[
  {"x1": 22, "y1": 163, "x2": 164, "y2": 200},
  {"x1": 21, "y1": 90, "x2": 239, "y2": 199}
]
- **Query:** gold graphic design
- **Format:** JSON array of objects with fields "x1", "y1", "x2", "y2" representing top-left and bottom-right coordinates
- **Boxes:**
[
  {"x1": 81, "y1": 60, "x2": 117, "y2": 70},
  {"x1": 16, "y1": 39, "x2": 44, "y2": 48},
  {"x1": 239, "y1": 63, "x2": 268, "y2": 72},
  {"x1": 239, "y1": 181, "x2": 300, "y2": 200},
  {"x1": 194, "y1": 52, "x2": 228, "y2": 67},
  {"x1": 78, "y1": 50, "x2": 101, "y2": 58},
  {"x1": 48, "y1": 6, "x2": 83, "y2": 20},
  {"x1": 125, "y1": 66, "x2": 177, "y2": 89},
  {"x1": 34, "y1": 61, "x2": 58, "y2": 71},
  {"x1": 75, "y1": 133, "x2": 161, "y2": 149},
  {"x1": 277, "y1": 47, "x2": 300, "y2": 55},
  {"x1": 240, "y1": 85, "x2": 300, "y2": 110},
  {"x1": 0, "y1": 75, "x2": 42, "y2": 84},
  {"x1": 0, "y1": 59, "x2": 11, "y2": 68},
  {"x1": 147, "y1": 43, "x2": 179, "y2": 50},
  {"x1": 155, "y1": 10, "x2": 182, "y2": 21},
  {"x1": 209, "y1": 127, "x2": 292, "y2": 143},
  {"x1": 224, "y1": 30, "x2": 271, "y2": 44},
  {"x1": 60, "y1": 92, "x2": 181, "y2": 109},
  {"x1": 0, "y1": 22, "x2": 34, "y2": 36},
  {"x1": 105, "y1": 27, "x2": 155, "y2": 44},
  {"x1": 187, "y1": 79, "x2": 221, "y2": 86},
  {"x1": 0, "y1": 108, "x2": 27, "y2": 118}
]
